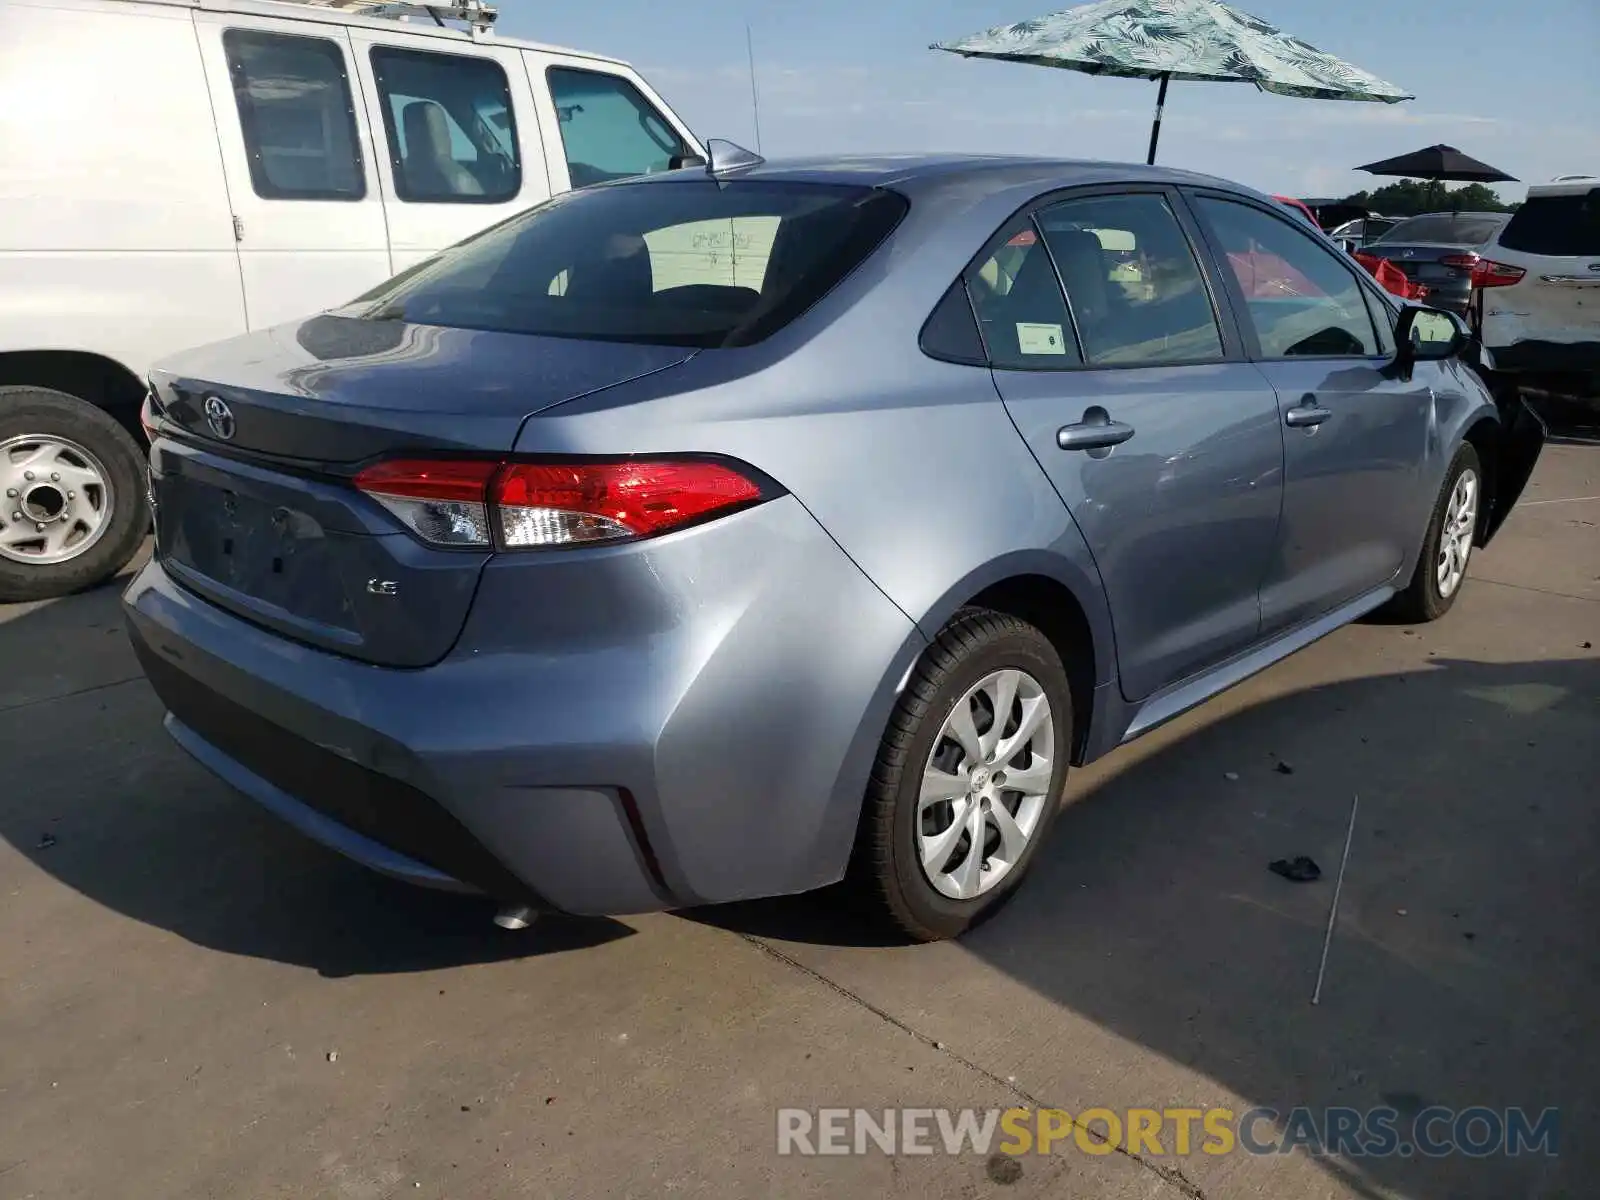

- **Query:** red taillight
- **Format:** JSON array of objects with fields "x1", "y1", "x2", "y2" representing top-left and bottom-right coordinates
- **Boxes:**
[
  {"x1": 1470, "y1": 258, "x2": 1527, "y2": 289},
  {"x1": 1440, "y1": 252, "x2": 1480, "y2": 271},
  {"x1": 353, "y1": 456, "x2": 768, "y2": 549},
  {"x1": 354, "y1": 458, "x2": 499, "y2": 547},
  {"x1": 495, "y1": 460, "x2": 764, "y2": 547}
]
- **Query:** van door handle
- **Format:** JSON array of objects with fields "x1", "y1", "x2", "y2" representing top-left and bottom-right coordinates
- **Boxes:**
[
  {"x1": 1284, "y1": 397, "x2": 1332, "y2": 428},
  {"x1": 1057, "y1": 408, "x2": 1135, "y2": 451}
]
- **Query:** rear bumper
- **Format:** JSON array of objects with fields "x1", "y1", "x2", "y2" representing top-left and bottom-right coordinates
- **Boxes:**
[{"x1": 124, "y1": 496, "x2": 922, "y2": 915}]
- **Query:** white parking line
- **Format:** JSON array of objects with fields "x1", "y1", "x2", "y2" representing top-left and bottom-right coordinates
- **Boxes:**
[{"x1": 1520, "y1": 495, "x2": 1600, "y2": 506}]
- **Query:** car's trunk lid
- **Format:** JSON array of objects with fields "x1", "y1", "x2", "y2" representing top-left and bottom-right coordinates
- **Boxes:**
[
  {"x1": 1363, "y1": 242, "x2": 1476, "y2": 283},
  {"x1": 147, "y1": 315, "x2": 694, "y2": 667}
]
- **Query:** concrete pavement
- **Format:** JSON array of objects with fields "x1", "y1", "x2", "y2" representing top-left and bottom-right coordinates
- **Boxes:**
[{"x1": 1, "y1": 444, "x2": 1595, "y2": 1199}]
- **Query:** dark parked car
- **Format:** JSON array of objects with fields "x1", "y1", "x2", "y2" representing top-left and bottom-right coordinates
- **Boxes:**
[
  {"x1": 125, "y1": 156, "x2": 1544, "y2": 941},
  {"x1": 1361, "y1": 211, "x2": 1512, "y2": 315}
]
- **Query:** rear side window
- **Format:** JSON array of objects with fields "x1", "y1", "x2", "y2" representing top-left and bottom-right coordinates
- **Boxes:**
[
  {"x1": 965, "y1": 219, "x2": 1080, "y2": 369},
  {"x1": 1499, "y1": 190, "x2": 1600, "y2": 256},
  {"x1": 371, "y1": 48, "x2": 521, "y2": 204},
  {"x1": 547, "y1": 68, "x2": 688, "y2": 187},
  {"x1": 920, "y1": 282, "x2": 987, "y2": 365},
  {"x1": 223, "y1": 30, "x2": 364, "y2": 201},
  {"x1": 354, "y1": 180, "x2": 907, "y2": 348},
  {"x1": 1037, "y1": 193, "x2": 1224, "y2": 366}
]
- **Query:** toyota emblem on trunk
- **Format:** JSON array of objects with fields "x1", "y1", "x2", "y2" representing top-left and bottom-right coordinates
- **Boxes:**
[{"x1": 203, "y1": 395, "x2": 236, "y2": 441}]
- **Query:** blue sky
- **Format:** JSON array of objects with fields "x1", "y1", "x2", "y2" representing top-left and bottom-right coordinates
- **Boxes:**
[{"x1": 502, "y1": 0, "x2": 1598, "y2": 203}]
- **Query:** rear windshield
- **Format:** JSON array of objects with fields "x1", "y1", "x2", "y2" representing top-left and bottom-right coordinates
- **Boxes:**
[
  {"x1": 1498, "y1": 190, "x2": 1600, "y2": 256},
  {"x1": 352, "y1": 180, "x2": 908, "y2": 347},
  {"x1": 1373, "y1": 213, "x2": 1508, "y2": 245}
]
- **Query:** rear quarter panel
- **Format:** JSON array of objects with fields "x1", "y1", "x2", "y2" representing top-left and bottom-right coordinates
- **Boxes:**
[{"x1": 511, "y1": 178, "x2": 1118, "y2": 690}]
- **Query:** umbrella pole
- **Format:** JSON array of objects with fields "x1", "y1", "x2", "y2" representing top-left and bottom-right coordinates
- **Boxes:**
[{"x1": 1146, "y1": 72, "x2": 1170, "y2": 165}]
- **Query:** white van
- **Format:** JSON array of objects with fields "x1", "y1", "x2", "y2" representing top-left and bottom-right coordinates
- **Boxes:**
[{"x1": 0, "y1": 0, "x2": 705, "y2": 600}]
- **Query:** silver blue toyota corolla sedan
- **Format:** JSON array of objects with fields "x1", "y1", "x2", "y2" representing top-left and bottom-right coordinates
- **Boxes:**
[{"x1": 125, "y1": 154, "x2": 1544, "y2": 941}]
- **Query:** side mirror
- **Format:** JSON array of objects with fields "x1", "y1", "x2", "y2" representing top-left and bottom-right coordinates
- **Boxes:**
[{"x1": 1393, "y1": 304, "x2": 1467, "y2": 374}]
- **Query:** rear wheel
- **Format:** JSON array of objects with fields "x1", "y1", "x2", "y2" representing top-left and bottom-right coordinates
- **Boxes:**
[
  {"x1": 1388, "y1": 443, "x2": 1481, "y2": 623},
  {"x1": 0, "y1": 386, "x2": 149, "y2": 603},
  {"x1": 849, "y1": 609, "x2": 1071, "y2": 942}
]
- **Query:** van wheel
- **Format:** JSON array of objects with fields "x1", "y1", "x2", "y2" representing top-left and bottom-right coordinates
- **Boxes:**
[
  {"x1": 848, "y1": 609, "x2": 1071, "y2": 942},
  {"x1": 0, "y1": 386, "x2": 149, "y2": 603}
]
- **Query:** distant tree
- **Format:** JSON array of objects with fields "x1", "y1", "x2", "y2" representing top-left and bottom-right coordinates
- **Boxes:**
[{"x1": 1336, "y1": 180, "x2": 1516, "y2": 216}]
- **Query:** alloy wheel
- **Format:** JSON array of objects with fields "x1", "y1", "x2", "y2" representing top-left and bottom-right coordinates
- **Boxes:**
[{"x1": 916, "y1": 668, "x2": 1055, "y2": 901}]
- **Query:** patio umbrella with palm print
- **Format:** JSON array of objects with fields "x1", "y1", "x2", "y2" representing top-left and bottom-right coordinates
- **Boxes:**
[{"x1": 934, "y1": 0, "x2": 1413, "y2": 164}]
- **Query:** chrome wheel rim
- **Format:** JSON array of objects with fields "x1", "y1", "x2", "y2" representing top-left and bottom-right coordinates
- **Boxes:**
[
  {"x1": 1436, "y1": 468, "x2": 1478, "y2": 599},
  {"x1": 916, "y1": 668, "x2": 1055, "y2": 901},
  {"x1": 0, "y1": 434, "x2": 115, "y2": 566}
]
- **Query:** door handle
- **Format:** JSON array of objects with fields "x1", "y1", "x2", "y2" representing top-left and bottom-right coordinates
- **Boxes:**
[
  {"x1": 1284, "y1": 397, "x2": 1332, "y2": 428},
  {"x1": 1057, "y1": 408, "x2": 1136, "y2": 451}
]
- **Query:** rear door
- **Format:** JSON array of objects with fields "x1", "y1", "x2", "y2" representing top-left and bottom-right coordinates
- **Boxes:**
[
  {"x1": 982, "y1": 188, "x2": 1285, "y2": 702},
  {"x1": 348, "y1": 29, "x2": 549, "y2": 272},
  {"x1": 1185, "y1": 190, "x2": 1436, "y2": 633},
  {"x1": 193, "y1": 12, "x2": 393, "y2": 329},
  {"x1": 1480, "y1": 186, "x2": 1600, "y2": 360}
]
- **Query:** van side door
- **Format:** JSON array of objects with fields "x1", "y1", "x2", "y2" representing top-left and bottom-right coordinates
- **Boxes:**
[
  {"x1": 192, "y1": 12, "x2": 392, "y2": 329},
  {"x1": 348, "y1": 30, "x2": 549, "y2": 272}
]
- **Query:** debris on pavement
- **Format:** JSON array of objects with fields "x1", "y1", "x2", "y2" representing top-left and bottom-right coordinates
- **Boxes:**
[
  {"x1": 1274, "y1": 761, "x2": 1295, "y2": 775},
  {"x1": 1224, "y1": 771, "x2": 1240, "y2": 781},
  {"x1": 326, "y1": 1051, "x2": 338, "y2": 1063},
  {"x1": 35, "y1": 833, "x2": 57, "y2": 850},
  {"x1": 1269, "y1": 856, "x2": 1322, "y2": 882},
  {"x1": 986, "y1": 1153, "x2": 1024, "y2": 1185}
]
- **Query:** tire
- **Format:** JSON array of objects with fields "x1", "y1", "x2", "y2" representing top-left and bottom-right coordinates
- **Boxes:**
[
  {"x1": 1387, "y1": 443, "x2": 1482, "y2": 624},
  {"x1": 0, "y1": 385, "x2": 150, "y2": 603},
  {"x1": 848, "y1": 608, "x2": 1072, "y2": 942}
]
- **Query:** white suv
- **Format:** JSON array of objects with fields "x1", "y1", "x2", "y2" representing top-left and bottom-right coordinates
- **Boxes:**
[{"x1": 1471, "y1": 177, "x2": 1600, "y2": 422}]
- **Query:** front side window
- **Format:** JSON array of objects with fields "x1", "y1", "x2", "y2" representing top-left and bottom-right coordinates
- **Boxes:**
[
  {"x1": 353, "y1": 180, "x2": 907, "y2": 348},
  {"x1": 1195, "y1": 196, "x2": 1380, "y2": 358},
  {"x1": 965, "y1": 218, "x2": 1080, "y2": 369},
  {"x1": 371, "y1": 48, "x2": 520, "y2": 203},
  {"x1": 546, "y1": 68, "x2": 688, "y2": 187},
  {"x1": 223, "y1": 30, "x2": 364, "y2": 201},
  {"x1": 1037, "y1": 193, "x2": 1224, "y2": 366}
]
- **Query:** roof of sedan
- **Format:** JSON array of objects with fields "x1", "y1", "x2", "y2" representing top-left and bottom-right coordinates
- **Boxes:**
[{"x1": 647, "y1": 153, "x2": 1252, "y2": 196}]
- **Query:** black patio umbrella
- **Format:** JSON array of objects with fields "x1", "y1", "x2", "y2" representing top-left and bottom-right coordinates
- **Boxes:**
[{"x1": 1356, "y1": 144, "x2": 1517, "y2": 184}]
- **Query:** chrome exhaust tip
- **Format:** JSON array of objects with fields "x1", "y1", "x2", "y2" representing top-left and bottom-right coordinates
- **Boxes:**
[{"x1": 493, "y1": 905, "x2": 536, "y2": 931}]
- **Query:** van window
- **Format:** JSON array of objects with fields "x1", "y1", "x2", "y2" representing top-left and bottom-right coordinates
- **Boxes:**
[
  {"x1": 223, "y1": 30, "x2": 365, "y2": 201},
  {"x1": 370, "y1": 48, "x2": 520, "y2": 203},
  {"x1": 546, "y1": 68, "x2": 688, "y2": 187}
]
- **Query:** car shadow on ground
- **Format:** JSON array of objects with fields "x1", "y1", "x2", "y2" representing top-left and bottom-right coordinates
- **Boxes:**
[
  {"x1": 693, "y1": 653, "x2": 1600, "y2": 1200},
  {"x1": 0, "y1": 583, "x2": 632, "y2": 978}
]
